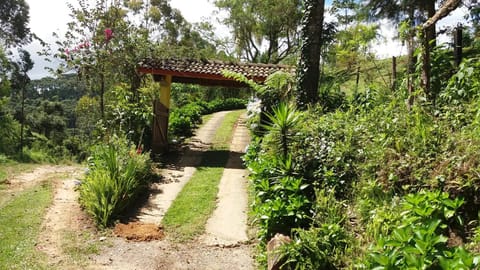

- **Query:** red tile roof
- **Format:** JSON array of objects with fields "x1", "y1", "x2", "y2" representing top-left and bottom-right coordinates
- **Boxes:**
[{"x1": 138, "y1": 58, "x2": 294, "y2": 87}]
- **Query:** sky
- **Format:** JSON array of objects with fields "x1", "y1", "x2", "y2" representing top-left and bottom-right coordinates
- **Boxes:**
[
  {"x1": 25, "y1": 0, "x2": 222, "y2": 79},
  {"x1": 24, "y1": 0, "x2": 469, "y2": 80}
]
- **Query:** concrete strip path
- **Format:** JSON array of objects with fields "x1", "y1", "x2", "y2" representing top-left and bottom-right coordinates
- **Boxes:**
[
  {"x1": 202, "y1": 113, "x2": 251, "y2": 245},
  {"x1": 137, "y1": 111, "x2": 230, "y2": 224}
]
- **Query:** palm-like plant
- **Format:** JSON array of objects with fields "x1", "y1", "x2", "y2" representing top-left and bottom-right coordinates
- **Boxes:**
[{"x1": 264, "y1": 102, "x2": 302, "y2": 160}]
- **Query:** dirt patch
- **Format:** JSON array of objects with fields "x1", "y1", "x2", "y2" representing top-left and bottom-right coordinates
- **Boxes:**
[
  {"x1": 36, "y1": 167, "x2": 88, "y2": 266},
  {"x1": 4, "y1": 165, "x2": 80, "y2": 194},
  {"x1": 114, "y1": 222, "x2": 164, "y2": 241}
]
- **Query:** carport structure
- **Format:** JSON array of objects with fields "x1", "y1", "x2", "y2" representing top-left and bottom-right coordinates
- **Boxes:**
[{"x1": 138, "y1": 58, "x2": 293, "y2": 154}]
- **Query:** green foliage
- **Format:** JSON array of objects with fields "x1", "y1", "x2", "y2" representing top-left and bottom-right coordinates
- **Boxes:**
[
  {"x1": 214, "y1": 0, "x2": 302, "y2": 63},
  {"x1": 223, "y1": 70, "x2": 296, "y2": 135},
  {"x1": 439, "y1": 57, "x2": 480, "y2": 105},
  {"x1": 263, "y1": 103, "x2": 302, "y2": 159},
  {"x1": 0, "y1": 0, "x2": 31, "y2": 47},
  {"x1": 79, "y1": 136, "x2": 151, "y2": 227},
  {"x1": 364, "y1": 191, "x2": 479, "y2": 269},
  {"x1": 0, "y1": 111, "x2": 20, "y2": 155},
  {"x1": 106, "y1": 82, "x2": 154, "y2": 146},
  {"x1": 281, "y1": 224, "x2": 348, "y2": 270},
  {"x1": 245, "y1": 104, "x2": 312, "y2": 240},
  {"x1": 168, "y1": 98, "x2": 246, "y2": 140},
  {"x1": 244, "y1": 52, "x2": 480, "y2": 268},
  {"x1": 277, "y1": 189, "x2": 350, "y2": 269}
]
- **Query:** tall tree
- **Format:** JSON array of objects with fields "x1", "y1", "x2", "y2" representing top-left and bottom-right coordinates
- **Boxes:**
[
  {"x1": 11, "y1": 49, "x2": 33, "y2": 151},
  {"x1": 296, "y1": 0, "x2": 325, "y2": 109},
  {"x1": 214, "y1": 0, "x2": 303, "y2": 63},
  {"x1": 0, "y1": 0, "x2": 31, "y2": 47}
]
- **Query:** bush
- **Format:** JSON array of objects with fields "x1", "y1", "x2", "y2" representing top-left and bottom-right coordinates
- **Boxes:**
[
  {"x1": 0, "y1": 113, "x2": 20, "y2": 155},
  {"x1": 168, "y1": 98, "x2": 247, "y2": 139},
  {"x1": 280, "y1": 224, "x2": 349, "y2": 270},
  {"x1": 277, "y1": 189, "x2": 350, "y2": 269},
  {"x1": 363, "y1": 191, "x2": 480, "y2": 269},
  {"x1": 79, "y1": 137, "x2": 151, "y2": 227}
]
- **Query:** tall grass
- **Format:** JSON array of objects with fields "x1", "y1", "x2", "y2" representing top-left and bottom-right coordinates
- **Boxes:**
[{"x1": 79, "y1": 138, "x2": 151, "y2": 227}]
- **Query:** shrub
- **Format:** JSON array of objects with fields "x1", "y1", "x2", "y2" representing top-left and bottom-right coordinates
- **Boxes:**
[
  {"x1": 363, "y1": 191, "x2": 480, "y2": 269},
  {"x1": 0, "y1": 112, "x2": 20, "y2": 155},
  {"x1": 280, "y1": 224, "x2": 349, "y2": 270},
  {"x1": 277, "y1": 189, "x2": 350, "y2": 269},
  {"x1": 168, "y1": 98, "x2": 247, "y2": 140},
  {"x1": 79, "y1": 137, "x2": 151, "y2": 227}
]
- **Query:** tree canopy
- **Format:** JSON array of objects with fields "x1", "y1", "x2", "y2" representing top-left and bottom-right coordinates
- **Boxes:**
[
  {"x1": 0, "y1": 0, "x2": 31, "y2": 47},
  {"x1": 214, "y1": 0, "x2": 303, "y2": 63}
]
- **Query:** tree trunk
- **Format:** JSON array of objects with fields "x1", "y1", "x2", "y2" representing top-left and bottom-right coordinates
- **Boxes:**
[
  {"x1": 20, "y1": 79, "x2": 25, "y2": 152},
  {"x1": 423, "y1": 0, "x2": 462, "y2": 29},
  {"x1": 392, "y1": 56, "x2": 397, "y2": 91},
  {"x1": 100, "y1": 73, "x2": 105, "y2": 119},
  {"x1": 420, "y1": 0, "x2": 436, "y2": 97},
  {"x1": 406, "y1": 6, "x2": 415, "y2": 109},
  {"x1": 296, "y1": 0, "x2": 325, "y2": 109},
  {"x1": 421, "y1": 29, "x2": 431, "y2": 96},
  {"x1": 425, "y1": 0, "x2": 437, "y2": 47},
  {"x1": 454, "y1": 26, "x2": 463, "y2": 67}
]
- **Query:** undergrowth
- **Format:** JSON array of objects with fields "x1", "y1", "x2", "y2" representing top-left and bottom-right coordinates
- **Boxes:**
[{"x1": 241, "y1": 59, "x2": 480, "y2": 269}]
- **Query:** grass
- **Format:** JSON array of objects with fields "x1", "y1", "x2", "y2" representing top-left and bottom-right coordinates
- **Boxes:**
[
  {"x1": 0, "y1": 182, "x2": 53, "y2": 269},
  {"x1": 162, "y1": 110, "x2": 244, "y2": 241},
  {"x1": 61, "y1": 230, "x2": 101, "y2": 268},
  {"x1": 213, "y1": 110, "x2": 244, "y2": 149},
  {"x1": 201, "y1": 113, "x2": 214, "y2": 126}
]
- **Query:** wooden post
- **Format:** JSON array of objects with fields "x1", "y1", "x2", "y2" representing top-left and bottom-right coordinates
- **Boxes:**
[
  {"x1": 152, "y1": 75, "x2": 172, "y2": 154},
  {"x1": 355, "y1": 66, "x2": 360, "y2": 95},
  {"x1": 391, "y1": 56, "x2": 397, "y2": 91},
  {"x1": 454, "y1": 25, "x2": 463, "y2": 68}
]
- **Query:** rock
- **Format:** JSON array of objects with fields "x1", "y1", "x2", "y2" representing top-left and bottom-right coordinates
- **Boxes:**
[
  {"x1": 267, "y1": 233, "x2": 291, "y2": 270},
  {"x1": 99, "y1": 236, "x2": 107, "y2": 241}
]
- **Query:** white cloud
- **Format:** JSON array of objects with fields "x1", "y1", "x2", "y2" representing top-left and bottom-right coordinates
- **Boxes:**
[
  {"x1": 25, "y1": 0, "x2": 72, "y2": 79},
  {"x1": 170, "y1": 0, "x2": 230, "y2": 38}
]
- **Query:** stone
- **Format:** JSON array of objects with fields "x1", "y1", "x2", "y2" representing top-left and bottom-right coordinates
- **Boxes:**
[{"x1": 267, "y1": 233, "x2": 291, "y2": 270}]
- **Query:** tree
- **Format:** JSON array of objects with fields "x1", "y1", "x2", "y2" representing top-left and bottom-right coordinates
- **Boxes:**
[
  {"x1": 10, "y1": 49, "x2": 33, "y2": 151},
  {"x1": 296, "y1": 0, "x2": 325, "y2": 109},
  {"x1": 214, "y1": 0, "x2": 303, "y2": 63},
  {"x1": 47, "y1": 0, "x2": 220, "y2": 149},
  {"x1": 0, "y1": 0, "x2": 31, "y2": 47},
  {"x1": 329, "y1": 1, "x2": 378, "y2": 74}
]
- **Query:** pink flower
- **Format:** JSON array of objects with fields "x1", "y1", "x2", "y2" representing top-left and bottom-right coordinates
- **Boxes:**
[
  {"x1": 65, "y1": 48, "x2": 70, "y2": 55},
  {"x1": 104, "y1": 28, "x2": 113, "y2": 42}
]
